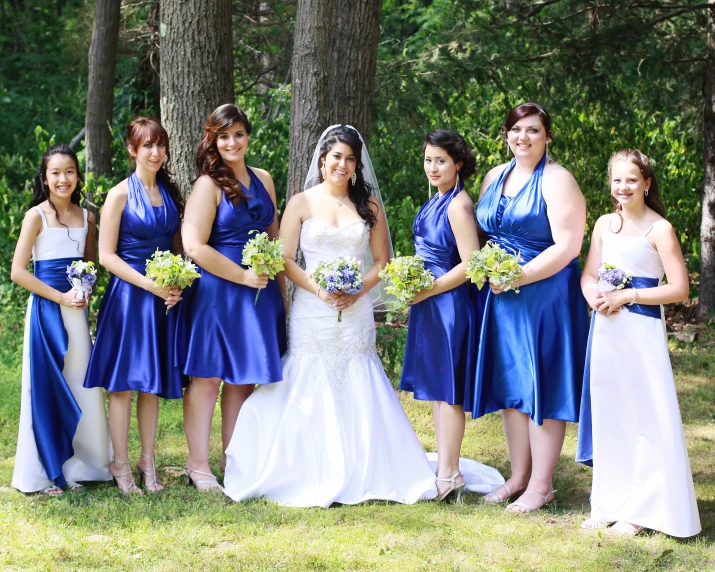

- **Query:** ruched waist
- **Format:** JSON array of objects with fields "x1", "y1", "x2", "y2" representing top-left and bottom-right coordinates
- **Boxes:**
[
  {"x1": 488, "y1": 232, "x2": 553, "y2": 264},
  {"x1": 414, "y1": 236, "x2": 456, "y2": 272},
  {"x1": 34, "y1": 257, "x2": 82, "y2": 292},
  {"x1": 117, "y1": 237, "x2": 174, "y2": 271}
]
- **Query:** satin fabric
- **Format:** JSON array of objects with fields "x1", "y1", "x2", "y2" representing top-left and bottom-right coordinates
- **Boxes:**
[
  {"x1": 176, "y1": 168, "x2": 286, "y2": 384},
  {"x1": 400, "y1": 182, "x2": 479, "y2": 406},
  {"x1": 472, "y1": 154, "x2": 589, "y2": 424},
  {"x1": 29, "y1": 257, "x2": 83, "y2": 487},
  {"x1": 576, "y1": 276, "x2": 665, "y2": 465},
  {"x1": 84, "y1": 172, "x2": 184, "y2": 398}
]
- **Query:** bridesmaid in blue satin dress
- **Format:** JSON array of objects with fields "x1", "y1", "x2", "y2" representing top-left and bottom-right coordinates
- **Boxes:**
[
  {"x1": 400, "y1": 130, "x2": 481, "y2": 502},
  {"x1": 84, "y1": 117, "x2": 186, "y2": 495},
  {"x1": 473, "y1": 103, "x2": 589, "y2": 512},
  {"x1": 179, "y1": 104, "x2": 286, "y2": 491}
]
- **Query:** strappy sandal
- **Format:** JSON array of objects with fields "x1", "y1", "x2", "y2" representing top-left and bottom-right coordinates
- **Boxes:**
[
  {"x1": 66, "y1": 482, "x2": 84, "y2": 492},
  {"x1": 136, "y1": 453, "x2": 164, "y2": 493},
  {"x1": 606, "y1": 521, "x2": 645, "y2": 536},
  {"x1": 110, "y1": 459, "x2": 144, "y2": 495},
  {"x1": 184, "y1": 467, "x2": 224, "y2": 492},
  {"x1": 40, "y1": 485, "x2": 63, "y2": 497},
  {"x1": 506, "y1": 489, "x2": 556, "y2": 513},
  {"x1": 581, "y1": 517, "x2": 615, "y2": 530},
  {"x1": 483, "y1": 483, "x2": 512, "y2": 504},
  {"x1": 435, "y1": 471, "x2": 466, "y2": 503}
]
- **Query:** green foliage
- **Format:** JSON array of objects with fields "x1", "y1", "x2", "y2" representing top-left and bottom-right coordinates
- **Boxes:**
[
  {"x1": 376, "y1": 320, "x2": 408, "y2": 383},
  {"x1": 378, "y1": 255, "x2": 435, "y2": 305}
]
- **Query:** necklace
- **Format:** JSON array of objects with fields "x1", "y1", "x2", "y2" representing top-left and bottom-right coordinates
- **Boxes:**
[{"x1": 326, "y1": 191, "x2": 349, "y2": 207}]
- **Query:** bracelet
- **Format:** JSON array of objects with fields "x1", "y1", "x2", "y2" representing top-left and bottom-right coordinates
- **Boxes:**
[
  {"x1": 282, "y1": 295, "x2": 289, "y2": 303},
  {"x1": 628, "y1": 288, "x2": 638, "y2": 305},
  {"x1": 316, "y1": 286, "x2": 322, "y2": 298}
]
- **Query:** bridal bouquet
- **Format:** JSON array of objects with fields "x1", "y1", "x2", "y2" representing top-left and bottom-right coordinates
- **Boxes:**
[
  {"x1": 466, "y1": 241, "x2": 523, "y2": 293},
  {"x1": 241, "y1": 230, "x2": 285, "y2": 304},
  {"x1": 145, "y1": 249, "x2": 201, "y2": 313},
  {"x1": 66, "y1": 260, "x2": 97, "y2": 300},
  {"x1": 378, "y1": 255, "x2": 435, "y2": 305},
  {"x1": 597, "y1": 262, "x2": 632, "y2": 293},
  {"x1": 310, "y1": 257, "x2": 363, "y2": 322}
]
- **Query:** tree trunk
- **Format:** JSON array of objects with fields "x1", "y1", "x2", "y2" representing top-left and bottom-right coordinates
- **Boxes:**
[
  {"x1": 85, "y1": 0, "x2": 121, "y2": 216},
  {"x1": 159, "y1": 0, "x2": 234, "y2": 197},
  {"x1": 285, "y1": 0, "x2": 333, "y2": 200},
  {"x1": 327, "y1": 0, "x2": 382, "y2": 140},
  {"x1": 698, "y1": 1, "x2": 715, "y2": 322}
]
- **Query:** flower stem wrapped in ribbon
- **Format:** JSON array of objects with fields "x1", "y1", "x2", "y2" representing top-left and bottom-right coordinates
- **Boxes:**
[
  {"x1": 145, "y1": 249, "x2": 201, "y2": 314},
  {"x1": 597, "y1": 262, "x2": 632, "y2": 293},
  {"x1": 241, "y1": 230, "x2": 286, "y2": 305},
  {"x1": 378, "y1": 255, "x2": 435, "y2": 305},
  {"x1": 310, "y1": 257, "x2": 364, "y2": 322},
  {"x1": 66, "y1": 260, "x2": 97, "y2": 300},
  {"x1": 465, "y1": 241, "x2": 523, "y2": 293}
]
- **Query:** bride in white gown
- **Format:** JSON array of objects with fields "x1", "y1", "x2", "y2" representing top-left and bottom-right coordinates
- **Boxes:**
[{"x1": 223, "y1": 125, "x2": 502, "y2": 507}]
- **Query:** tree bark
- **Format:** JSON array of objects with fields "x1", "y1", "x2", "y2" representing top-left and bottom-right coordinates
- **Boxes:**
[
  {"x1": 285, "y1": 0, "x2": 333, "y2": 200},
  {"x1": 327, "y1": 0, "x2": 382, "y2": 140},
  {"x1": 159, "y1": 0, "x2": 234, "y2": 197},
  {"x1": 698, "y1": 1, "x2": 715, "y2": 322},
  {"x1": 85, "y1": 0, "x2": 121, "y2": 215}
]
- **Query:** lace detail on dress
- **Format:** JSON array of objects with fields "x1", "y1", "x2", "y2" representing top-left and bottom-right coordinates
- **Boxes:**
[
  {"x1": 300, "y1": 218, "x2": 370, "y2": 256},
  {"x1": 282, "y1": 320, "x2": 383, "y2": 414}
]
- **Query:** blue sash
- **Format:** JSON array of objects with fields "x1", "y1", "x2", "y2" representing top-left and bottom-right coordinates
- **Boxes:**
[
  {"x1": 576, "y1": 276, "x2": 661, "y2": 466},
  {"x1": 30, "y1": 257, "x2": 83, "y2": 486}
]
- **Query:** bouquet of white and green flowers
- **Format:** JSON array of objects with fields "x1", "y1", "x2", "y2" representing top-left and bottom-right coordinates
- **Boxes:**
[
  {"x1": 310, "y1": 257, "x2": 363, "y2": 322},
  {"x1": 465, "y1": 241, "x2": 523, "y2": 293},
  {"x1": 378, "y1": 255, "x2": 435, "y2": 305},
  {"x1": 241, "y1": 230, "x2": 285, "y2": 305},
  {"x1": 145, "y1": 249, "x2": 201, "y2": 313}
]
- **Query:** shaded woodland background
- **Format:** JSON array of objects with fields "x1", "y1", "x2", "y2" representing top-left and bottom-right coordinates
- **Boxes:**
[{"x1": 1, "y1": 0, "x2": 713, "y2": 347}]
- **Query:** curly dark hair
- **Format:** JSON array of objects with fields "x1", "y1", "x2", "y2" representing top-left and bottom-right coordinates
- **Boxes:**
[
  {"x1": 126, "y1": 117, "x2": 185, "y2": 215},
  {"x1": 195, "y1": 104, "x2": 253, "y2": 205},
  {"x1": 317, "y1": 125, "x2": 377, "y2": 229},
  {"x1": 31, "y1": 143, "x2": 85, "y2": 253},
  {"x1": 608, "y1": 149, "x2": 667, "y2": 233},
  {"x1": 423, "y1": 130, "x2": 477, "y2": 180}
]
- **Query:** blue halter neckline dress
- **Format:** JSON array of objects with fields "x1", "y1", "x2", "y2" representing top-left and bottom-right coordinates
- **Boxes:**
[
  {"x1": 400, "y1": 182, "x2": 479, "y2": 406},
  {"x1": 472, "y1": 154, "x2": 589, "y2": 424},
  {"x1": 176, "y1": 167, "x2": 286, "y2": 384},
  {"x1": 84, "y1": 172, "x2": 185, "y2": 398}
]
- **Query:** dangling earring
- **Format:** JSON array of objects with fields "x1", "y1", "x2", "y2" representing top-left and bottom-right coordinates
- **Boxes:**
[
  {"x1": 351, "y1": 173, "x2": 357, "y2": 186},
  {"x1": 320, "y1": 163, "x2": 326, "y2": 180},
  {"x1": 455, "y1": 172, "x2": 460, "y2": 191},
  {"x1": 546, "y1": 140, "x2": 549, "y2": 157},
  {"x1": 428, "y1": 180, "x2": 432, "y2": 199},
  {"x1": 645, "y1": 187, "x2": 649, "y2": 197}
]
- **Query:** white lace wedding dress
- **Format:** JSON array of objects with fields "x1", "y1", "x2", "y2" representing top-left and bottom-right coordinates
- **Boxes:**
[{"x1": 223, "y1": 218, "x2": 441, "y2": 507}]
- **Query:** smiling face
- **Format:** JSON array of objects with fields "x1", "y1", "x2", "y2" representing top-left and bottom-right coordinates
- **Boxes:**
[
  {"x1": 216, "y1": 122, "x2": 249, "y2": 164},
  {"x1": 424, "y1": 144, "x2": 461, "y2": 192},
  {"x1": 506, "y1": 115, "x2": 549, "y2": 159},
  {"x1": 44, "y1": 153, "x2": 79, "y2": 200},
  {"x1": 321, "y1": 142, "x2": 357, "y2": 186},
  {"x1": 130, "y1": 137, "x2": 166, "y2": 173},
  {"x1": 610, "y1": 160, "x2": 651, "y2": 208}
]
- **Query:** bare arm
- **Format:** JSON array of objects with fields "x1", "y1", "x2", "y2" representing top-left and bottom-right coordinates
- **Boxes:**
[
  {"x1": 99, "y1": 181, "x2": 181, "y2": 305},
  {"x1": 514, "y1": 168, "x2": 586, "y2": 288},
  {"x1": 84, "y1": 211, "x2": 97, "y2": 265},
  {"x1": 182, "y1": 175, "x2": 267, "y2": 289},
  {"x1": 11, "y1": 210, "x2": 85, "y2": 309},
  {"x1": 580, "y1": 215, "x2": 609, "y2": 310},
  {"x1": 596, "y1": 220, "x2": 689, "y2": 314},
  {"x1": 280, "y1": 193, "x2": 320, "y2": 296},
  {"x1": 409, "y1": 192, "x2": 479, "y2": 304},
  {"x1": 254, "y1": 168, "x2": 286, "y2": 300}
]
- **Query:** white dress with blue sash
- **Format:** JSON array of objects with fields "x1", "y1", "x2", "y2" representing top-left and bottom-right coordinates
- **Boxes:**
[{"x1": 12, "y1": 207, "x2": 112, "y2": 492}]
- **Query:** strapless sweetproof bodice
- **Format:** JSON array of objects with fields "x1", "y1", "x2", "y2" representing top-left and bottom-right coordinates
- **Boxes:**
[{"x1": 299, "y1": 217, "x2": 371, "y2": 274}]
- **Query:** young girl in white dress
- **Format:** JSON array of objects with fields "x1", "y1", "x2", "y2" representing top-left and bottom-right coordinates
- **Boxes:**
[
  {"x1": 11, "y1": 144, "x2": 112, "y2": 496},
  {"x1": 576, "y1": 149, "x2": 700, "y2": 537}
]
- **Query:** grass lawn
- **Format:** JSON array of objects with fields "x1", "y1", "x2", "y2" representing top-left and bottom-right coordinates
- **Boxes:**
[{"x1": 0, "y1": 326, "x2": 713, "y2": 571}]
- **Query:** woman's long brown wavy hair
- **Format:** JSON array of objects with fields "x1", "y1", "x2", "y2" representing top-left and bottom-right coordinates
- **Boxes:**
[{"x1": 195, "y1": 104, "x2": 253, "y2": 205}]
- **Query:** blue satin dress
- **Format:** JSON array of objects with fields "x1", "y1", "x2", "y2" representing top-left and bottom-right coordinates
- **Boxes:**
[
  {"x1": 84, "y1": 172, "x2": 184, "y2": 399},
  {"x1": 400, "y1": 182, "x2": 479, "y2": 406},
  {"x1": 176, "y1": 168, "x2": 286, "y2": 385},
  {"x1": 472, "y1": 155, "x2": 589, "y2": 424}
]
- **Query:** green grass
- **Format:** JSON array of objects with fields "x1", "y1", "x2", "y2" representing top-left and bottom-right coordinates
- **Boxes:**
[{"x1": 0, "y1": 329, "x2": 714, "y2": 571}]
